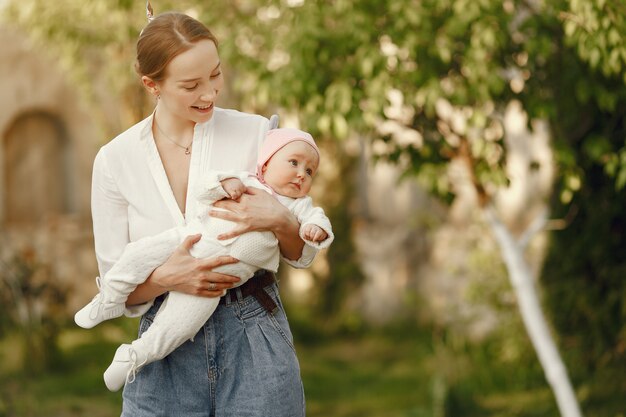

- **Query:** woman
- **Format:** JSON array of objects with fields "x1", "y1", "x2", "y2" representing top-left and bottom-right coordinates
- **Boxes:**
[{"x1": 91, "y1": 9, "x2": 315, "y2": 417}]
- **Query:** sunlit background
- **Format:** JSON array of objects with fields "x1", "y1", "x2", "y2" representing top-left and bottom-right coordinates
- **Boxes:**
[{"x1": 0, "y1": 0, "x2": 625, "y2": 416}]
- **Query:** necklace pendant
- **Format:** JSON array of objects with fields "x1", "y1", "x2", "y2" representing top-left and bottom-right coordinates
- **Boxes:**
[{"x1": 185, "y1": 147, "x2": 191, "y2": 155}]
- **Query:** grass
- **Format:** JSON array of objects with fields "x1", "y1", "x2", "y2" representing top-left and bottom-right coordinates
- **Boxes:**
[
  {"x1": 0, "y1": 318, "x2": 624, "y2": 417},
  {"x1": 0, "y1": 325, "x2": 126, "y2": 417},
  {"x1": 298, "y1": 328, "x2": 436, "y2": 417}
]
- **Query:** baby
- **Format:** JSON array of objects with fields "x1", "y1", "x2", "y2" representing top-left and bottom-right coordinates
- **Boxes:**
[{"x1": 75, "y1": 128, "x2": 333, "y2": 391}]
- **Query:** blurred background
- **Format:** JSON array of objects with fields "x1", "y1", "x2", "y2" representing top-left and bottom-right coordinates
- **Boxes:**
[{"x1": 0, "y1": 0, "x2": 625, "y2": 416}]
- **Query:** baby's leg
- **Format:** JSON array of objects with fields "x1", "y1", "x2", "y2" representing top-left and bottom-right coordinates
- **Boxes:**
[
  {"x1": 104, "y1": 227, "x2": 186, "y2": 303},
  {"x1": 113, "y1": 237, "x2": 261, "y2": 367},
  {"x1": 125, "y1": 259, "x2": 259, "y2": 364},
  {"x1": 129, "y1": 292, "x2": 219, "y2": 362},
  {"x1": 75, "y1": 227, "x2": 186, "y2": 329},
  {"x1": 190, "y1": 236, "x2": 260, "y2": 289},
  {"x1": 102, "y1": 243, "x2": 262, "y2": 389},
  {"x1": 102, "y1": 292, "x2": 220, "y2": 392}
]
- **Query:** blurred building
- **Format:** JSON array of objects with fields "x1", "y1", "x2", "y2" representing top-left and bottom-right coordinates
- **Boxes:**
[{"x1": 0, "y1": 26, "x2": 99, "y2": 312}]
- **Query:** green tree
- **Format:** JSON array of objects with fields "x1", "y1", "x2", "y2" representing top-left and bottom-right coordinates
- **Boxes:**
[
  {"x1": 540, "y1": 0, "x2": 626, "y2": 406},
  {"x1": 205, "y1": 0, "x2": 626, "y2": 415}
]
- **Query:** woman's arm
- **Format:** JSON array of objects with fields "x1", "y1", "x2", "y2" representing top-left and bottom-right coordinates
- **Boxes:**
[
  {"x1": 126, "y1": 234, "x2": 241, "y2": 306},
  {"x1": 91, "y1": 150, "x2": 132, "y2": 279},
  {"x1": 210, "y1": 187, "x2": 305, "y2": 260},
  {"x1": 92, "y1": 150, "x2": 241, "y2": 310}
]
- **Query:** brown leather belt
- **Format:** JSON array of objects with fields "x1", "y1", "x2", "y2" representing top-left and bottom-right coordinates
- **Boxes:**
[{"x1": 222, "y1": 270, "x2": 278, "y2": 314}]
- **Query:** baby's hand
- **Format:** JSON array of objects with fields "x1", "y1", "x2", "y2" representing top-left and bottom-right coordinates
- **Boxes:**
[
  {"x1": 302, "y1": 224, "x2": 328, "y2": 243},
  {"x1": 221, "y1": 178, "x2": 246, "y2": 200}
]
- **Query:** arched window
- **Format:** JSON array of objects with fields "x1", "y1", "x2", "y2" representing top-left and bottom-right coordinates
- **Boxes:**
[{"x1": 3, "y1": 111, "x2": 73, "y2": 224}]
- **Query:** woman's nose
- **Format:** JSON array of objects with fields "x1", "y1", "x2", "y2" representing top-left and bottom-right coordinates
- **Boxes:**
[
  {"x1": 201, "y1": 89, "x2": 217, "y2": 101},
  {"x1": 201, "y1": 84, "x2": 218, "y2": 101}
]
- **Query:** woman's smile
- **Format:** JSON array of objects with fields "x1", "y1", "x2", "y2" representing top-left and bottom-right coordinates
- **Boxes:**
[{"x1": 192, "y1": 102, "x2": 214, "y2": 114}]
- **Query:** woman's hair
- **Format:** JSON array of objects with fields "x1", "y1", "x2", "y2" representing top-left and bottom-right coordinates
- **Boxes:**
[{"x1": 136, "y1": 12, "x2": 218, "y2": 82}]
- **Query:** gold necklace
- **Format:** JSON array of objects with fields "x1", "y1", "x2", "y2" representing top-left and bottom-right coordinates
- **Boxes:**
[{"x1": 154, "y1": 119, "x2": 192, "y2": 155}]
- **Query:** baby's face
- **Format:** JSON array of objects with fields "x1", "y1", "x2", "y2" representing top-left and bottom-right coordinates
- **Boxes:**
[{"x1": 262, "y1": 141, "x2": 319, "y2": 198}]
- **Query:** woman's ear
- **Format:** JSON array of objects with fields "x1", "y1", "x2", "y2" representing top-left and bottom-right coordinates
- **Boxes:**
[{"x1": 141, "y1": 76, "x2": 159, "y2": 98}]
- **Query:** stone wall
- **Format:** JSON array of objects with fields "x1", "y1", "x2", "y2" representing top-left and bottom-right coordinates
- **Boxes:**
[{"x1": 0, "y1": 26, "x2": 100, "y2": 314}]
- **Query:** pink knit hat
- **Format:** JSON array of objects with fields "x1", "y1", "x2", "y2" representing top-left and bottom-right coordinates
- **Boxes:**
[{"x1": 256, "y1": 128, "x2": 320, "y2": 180}]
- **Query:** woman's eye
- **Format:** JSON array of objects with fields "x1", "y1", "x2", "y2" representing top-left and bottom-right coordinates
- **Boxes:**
[
  {"x1": 306, "y1": 169, "x2": 313, "y2": 176},
  {"x1": 289, "y1": 160, "x2": 298, "y2": 166},
  {"x1": 184, "y1": 84, "x2": 198, "y2": 91},
  {"x1": 210, "y1": 71, "x2": 222, "y2": 79}
]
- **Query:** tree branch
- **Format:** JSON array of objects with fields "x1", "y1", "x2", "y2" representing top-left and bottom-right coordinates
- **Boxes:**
[
  {"x1": 518, "y1": 207, "x2": 548, "y2": 249},
  {"x1": 545, "y1": 204, "x2": 579, "y2": 231},
  {"x1": 458, "y1": 135, "x2": 491, "y2": 207}
]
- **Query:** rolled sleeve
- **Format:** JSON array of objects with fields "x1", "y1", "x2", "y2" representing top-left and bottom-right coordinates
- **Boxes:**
[
  {"x1": 91, "y1": 149, "x2": 153, "y2": 316},
  {"x1": 281, "y1": 244, "x2": 319, "y2": 269}
]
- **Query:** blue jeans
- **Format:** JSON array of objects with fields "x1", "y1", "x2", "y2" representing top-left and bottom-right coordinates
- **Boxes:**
[{"x1": 121, "y1": 278, "x2": 305, "y2": 417}]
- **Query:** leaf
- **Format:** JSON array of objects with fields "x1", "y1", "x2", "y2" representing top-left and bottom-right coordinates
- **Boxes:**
[
  {"x1": 582, "y1": 135, "x2": 612, "y2": 162},
  {"x1": 616, "y1": 166, "x2": 626, "y2": 190},
  {"x1": 332, "y1": 114, "x2": 349, "y2": 140}
]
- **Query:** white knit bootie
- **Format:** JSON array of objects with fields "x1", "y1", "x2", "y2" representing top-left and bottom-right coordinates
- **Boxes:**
[
  {"x1": 74, "y1": 277, "x2": 125, "y2": 329},
  {"x1": 103, "y1": 344, "x2": 147, "y2": 392}
]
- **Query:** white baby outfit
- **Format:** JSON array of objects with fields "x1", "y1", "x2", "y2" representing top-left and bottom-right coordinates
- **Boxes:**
[
  {"x1": 90, "y1": 109, "x2": 318, "y2": 312},
  {"x1": 82, "y1": 108, "x2": 328, "y2": 390},
  {"x1": 80, "y1": 169, "x2": 333, "y2": 372}
]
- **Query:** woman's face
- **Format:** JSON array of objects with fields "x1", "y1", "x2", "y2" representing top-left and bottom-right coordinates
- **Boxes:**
[{"x1": 152, "y1": 39, "x2": 224, "y2": 124}]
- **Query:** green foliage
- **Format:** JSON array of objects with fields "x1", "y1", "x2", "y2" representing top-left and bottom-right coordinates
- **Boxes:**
[
  {"x1": 210, "y1": 0, "x2": 519, "y2": 201},
  {"x1": 542, "y1": 163, "x2": 626, "y2": 377},
  {"x1": 315, "y1": 150, "x2": 366, "y2": 320},
  {"x1": 563, "y1": 0, "x2": 626, "y2": 81},
  {"x1": 191, "y1": 0, "x2": 626, "y2": 208},
  {"x1": 517, "y1": 0, "x2": 626, "y2": 198},
  {"x1": 535, "y1": 17, "x2": 626, "y2": 386},
  {"x1": 4, "y1": 0, "x2": 626, "y2": 193},
  {"x1": 0, "y1": 246, "x2": 67, "y2": 373}
]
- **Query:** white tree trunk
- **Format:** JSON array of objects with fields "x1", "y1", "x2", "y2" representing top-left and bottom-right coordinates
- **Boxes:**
[{"x1": 483, "y1": 206, "x2": 583, "y2": 417}]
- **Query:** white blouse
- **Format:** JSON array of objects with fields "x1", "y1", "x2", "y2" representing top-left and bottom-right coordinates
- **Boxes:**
[{"x1": 91, "y1": 107, "x2": 317, "y2": 315}]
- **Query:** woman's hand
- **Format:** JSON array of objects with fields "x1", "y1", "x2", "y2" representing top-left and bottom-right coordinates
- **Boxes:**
[
  {"x1": 210, "y1": 187, "x2": 286, "y2": 240},
  {"x1": 155, "y1": 234, "x2": 240, "y2": 296},
  {"x1": 127, "y1": 234, "x2": 240, "y2": 306},
  {"x1": 211, "y1": 187, "x2": 305, "y2": 260}
]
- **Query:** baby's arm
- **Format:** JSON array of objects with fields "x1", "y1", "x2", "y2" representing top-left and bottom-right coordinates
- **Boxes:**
[
  {"x1": 196, "y1": 171, "x2": 250, "y2": 207},
  {"x1": 290, "y1": 197, "x2": 334, "y2": 250},
  {"x1": 221, "y1": 177, "x2": 246, "y2": 201},
  {"x1": 302, "y1": 224, "x2": 328, "y2": 242}
]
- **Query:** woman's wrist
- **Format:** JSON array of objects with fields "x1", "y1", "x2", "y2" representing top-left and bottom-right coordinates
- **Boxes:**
[
  {"x1": 126, "y1": 264, "x2": 172, "y2": 306},
  {"x1": 273, "y1": 208, "x2": 305, "y2": 260},
  {"x1": 149, "y1": 263, "x2": 178, "y2": 293},
  {"x1": 272, "y1": 202, "x2": 296, "y2": 232}
]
